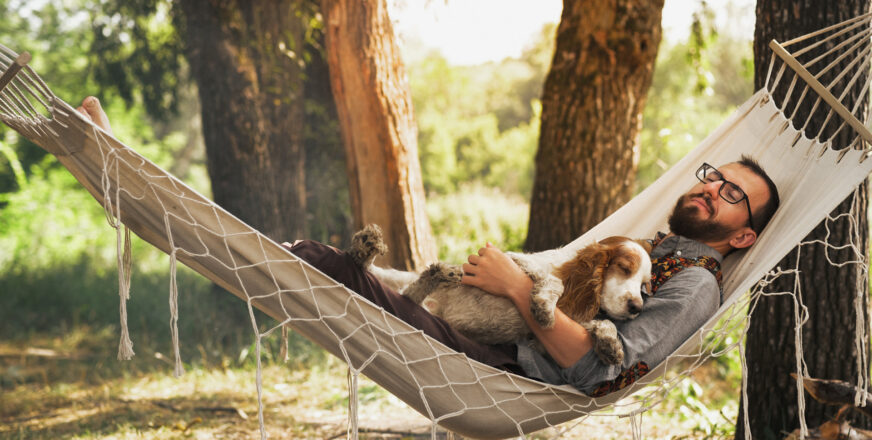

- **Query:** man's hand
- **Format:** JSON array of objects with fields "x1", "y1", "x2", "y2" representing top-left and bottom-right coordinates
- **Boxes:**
[
  {"x1": 462, "y1": 243, "x2": 594, "y2": 368},
  {"x1": 461, "y1": 243, "x2": 533, "y2": 305}
]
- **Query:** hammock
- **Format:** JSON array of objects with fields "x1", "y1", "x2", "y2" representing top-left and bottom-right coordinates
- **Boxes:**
[{"x1": 1, "y1": 13, "x2": 871, "y2": 439}]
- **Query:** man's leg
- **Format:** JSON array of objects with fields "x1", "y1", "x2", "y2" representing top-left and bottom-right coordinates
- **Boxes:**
[{"x1": 285, "y1": 240, "x2": 524, "y2": 374}]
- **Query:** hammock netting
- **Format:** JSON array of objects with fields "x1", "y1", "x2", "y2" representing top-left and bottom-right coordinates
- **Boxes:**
[{"x1": 2, "y1": 12, "x2": 872, "y2": 440}]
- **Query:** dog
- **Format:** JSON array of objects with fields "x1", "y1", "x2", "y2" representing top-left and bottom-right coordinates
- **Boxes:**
[{"x1": 348, "y1": 225, "x2": 652, "y2": 365}]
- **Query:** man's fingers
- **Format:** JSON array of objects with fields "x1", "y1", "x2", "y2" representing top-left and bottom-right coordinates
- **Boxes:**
[
  {"x1": 461, "y1": 266, "x2": 481, "y2": 286},
  {"x1": 467, "y1": 254, "x2": 480, "y2": 265}
]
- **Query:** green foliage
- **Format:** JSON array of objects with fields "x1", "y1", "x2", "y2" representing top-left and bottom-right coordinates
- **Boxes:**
[
  {"x1": 88, "y1": 0, "x2": 185, "y2": 120},
  {"x1": 408, "y1": 23, "x2": 554, "y2": 199},
  {"x1": 638, "y1": 33, "x2": 753, "y2": 191},
  {"x1": 426, "y1": 185, "x2": 529, "y2": 262},
  {"x1": 0, "y1": 1, "x2": 225, "y2": 357},
  {"x1": 657, "y1": 310, "x2": 746, "y2": 439},
  {"x1": 0, "y1": 163, "x2": 256, "y2": 360},
  {"x1": 688, "y1": 1, "x2": 719, "y2": 95}
]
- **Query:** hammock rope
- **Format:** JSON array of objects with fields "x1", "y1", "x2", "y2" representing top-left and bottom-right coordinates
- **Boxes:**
[{"x1": 1, "y1": 12, "x2": 871, "y2": 439}]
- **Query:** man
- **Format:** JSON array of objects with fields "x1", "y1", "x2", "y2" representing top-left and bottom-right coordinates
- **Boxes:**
[
  {"x1": 77, "y1": 97, "x2": 779, "y2": 394},
  {"x1": 468, "y1": 158, "x2": 779, "y2": 393}
]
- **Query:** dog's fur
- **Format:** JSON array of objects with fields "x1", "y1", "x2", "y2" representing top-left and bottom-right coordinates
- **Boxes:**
[{"x1": 349, "y1": 224, "x2": 651, "y2": 365}]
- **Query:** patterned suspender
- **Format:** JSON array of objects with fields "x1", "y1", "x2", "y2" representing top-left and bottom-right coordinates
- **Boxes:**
[
  {"x1": 649, "y1": 254, "x2": 723, "y2": 295},
  {"x1": 590, "y1": 247, "x2": 723, "y2": 397}
]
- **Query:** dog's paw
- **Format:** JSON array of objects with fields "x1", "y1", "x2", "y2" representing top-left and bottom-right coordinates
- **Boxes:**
[
  {"x1": 402, "y1": 263, "x2": 460, "y2": 305},
  {"x1": 585, "y1": 320, "x2": 624, "y2": 365},
  {"x1": 420, "y1": 262, "x2": 462, "y2": 284},
  {"x1": 347, "y1": 224, "x2": 388, "y2": 267},
  {"x1": 530, "y1": 296, "x2": 556, "y2": 329}
]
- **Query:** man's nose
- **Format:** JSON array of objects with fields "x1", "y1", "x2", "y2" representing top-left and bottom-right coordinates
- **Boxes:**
[{"x1": 702, "y1": 180, "x2": 721, "y2": 198}]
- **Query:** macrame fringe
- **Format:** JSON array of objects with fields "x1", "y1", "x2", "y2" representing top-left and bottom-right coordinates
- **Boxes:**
[
  {"x1": 254, "y1": 334, "x2": 267, "y2": 440},
  {"x1": 169, "y1": 250, "x2": 184, "y2": 377},
  {"x1": 348, "y1": 367, "x2": 360, "y2": 440},
  {"x1": 117, "y1": 226, "x2": 135, "y2": 360},
  {"x1": 629, "y1": 412, "x2": 643, "y2": 440},
  {"x1": 96, "y1": 123, "x2": 136, "y2": 362},
  {"x1": 280, "y1": 325, "x2": 289, "y2": 363},
  {"x1": 793, "y1": 284, "x2": 809, "y2": 440},
  {"x1": 851, "y1": 187, "x2": 870, "y2": 407},
  {"x1": 740, "y1": 334, "x2": 751, "y2": 440}
]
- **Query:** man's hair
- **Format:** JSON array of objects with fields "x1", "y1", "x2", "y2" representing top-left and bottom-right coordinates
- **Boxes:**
[{"x1": 738, "y1": 154, "x2": 779, "y2": 235}]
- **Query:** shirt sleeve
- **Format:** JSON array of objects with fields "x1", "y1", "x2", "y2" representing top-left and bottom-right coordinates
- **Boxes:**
[{"x1": 516, "y1": 266, "x2": 721, "y2": 394}]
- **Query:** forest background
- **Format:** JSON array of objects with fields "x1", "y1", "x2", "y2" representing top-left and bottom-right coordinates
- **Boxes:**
[{"x1": 0, "y1": 0, "x2": 756, "y2": 437}]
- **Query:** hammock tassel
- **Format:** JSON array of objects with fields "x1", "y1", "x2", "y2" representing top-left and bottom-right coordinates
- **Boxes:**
[
  {"x1": 117, "y1": 225, "x2": 135, "y2": 360},
  {"x1": 169, "y1": 249, "x2": 184, "y2": 377},
  {"x1": 279, "y1": 325, "x2": 289, "y2": 363},
  {"x1": 347, "y1": 367, "x2": 360, "y2": 440}
]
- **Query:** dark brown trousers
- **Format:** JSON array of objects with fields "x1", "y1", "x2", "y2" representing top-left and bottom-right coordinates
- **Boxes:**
[{"x1": 286, "y1": 239, "x2": 524, "y2": 374}]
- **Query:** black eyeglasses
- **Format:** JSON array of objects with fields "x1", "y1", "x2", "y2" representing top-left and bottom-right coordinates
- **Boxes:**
[{"x1": 695, "y1": 163, "x2": 754, "y2": 231}]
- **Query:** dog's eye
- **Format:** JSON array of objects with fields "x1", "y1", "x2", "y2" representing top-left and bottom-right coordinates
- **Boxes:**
[{"x1": 617, "y1": 263, "x2": 632, "y2": 276}]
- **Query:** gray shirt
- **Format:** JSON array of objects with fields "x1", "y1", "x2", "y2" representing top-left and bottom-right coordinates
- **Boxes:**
[{"x1": 515, "y1": 234, "x2": 723, "y2": 394}]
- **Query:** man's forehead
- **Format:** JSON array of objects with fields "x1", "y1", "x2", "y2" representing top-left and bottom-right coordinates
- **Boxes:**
[
  {"x1": 719, "y1": 162, "x2": 769, "y2": 197},
  {"x1": 717, "y1": 162, "x2": 752, "y2": 179}
]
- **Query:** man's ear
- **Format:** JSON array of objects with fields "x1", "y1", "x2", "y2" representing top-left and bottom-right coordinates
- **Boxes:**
[{"x1": 729, "y1": 228, "x2": 757, "y2": 250}]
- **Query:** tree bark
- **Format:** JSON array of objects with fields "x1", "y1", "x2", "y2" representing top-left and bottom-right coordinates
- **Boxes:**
[
  {"x1": 176, "y1": 0, "x2": 308, "y2": 242},
  {"x1": 739, "y1": 2, "x2": 871, "y2": 439},
  {"x1": 524, "y1": 0, "x2": 664, "y2": 252},
  {"x1": 302, "y1": 15, "x2": 351, "y2": 248},
  {"x1": 320, "y1": 0, "x2": 436, "y2": 271}
]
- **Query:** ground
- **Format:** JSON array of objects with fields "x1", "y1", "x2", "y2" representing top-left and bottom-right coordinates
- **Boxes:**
[{"x1": 0, "y1": 329, "x2": 738, "y2": 439}]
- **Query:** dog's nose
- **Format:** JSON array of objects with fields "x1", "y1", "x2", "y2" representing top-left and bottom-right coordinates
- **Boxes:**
[{"x1": 627, "y1": 297, "x2": 643, "y2": 315}]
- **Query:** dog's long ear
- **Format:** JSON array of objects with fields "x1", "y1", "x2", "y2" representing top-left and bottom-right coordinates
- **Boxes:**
[
  {"x1": 556, "y1": 242, "x2": 610, "y2": 322},
  {"x1": 633, "y1": 238, "x2": 653, "y2": 255}
]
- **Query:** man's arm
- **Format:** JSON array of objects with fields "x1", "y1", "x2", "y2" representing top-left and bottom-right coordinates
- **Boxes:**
[
  {"x1": 460, "y1": 243, "x2": 593, "y2": 367},
  {"x1": 515, "y1": 265, "x2": 721, "y2": 393}
]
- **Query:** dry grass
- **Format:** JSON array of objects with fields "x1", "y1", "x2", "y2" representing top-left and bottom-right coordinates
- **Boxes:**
[{"x1": 0, "y1": 330, "x2": 738, "y2": 439}]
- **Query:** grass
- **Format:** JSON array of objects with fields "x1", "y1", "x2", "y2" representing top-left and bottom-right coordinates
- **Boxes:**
[
  {"x1": 0, "y1": 324, "x2": 744, "y2": 439},
  {"x1": 0, "y1": 338, "x2": 440, "y2": 439}
]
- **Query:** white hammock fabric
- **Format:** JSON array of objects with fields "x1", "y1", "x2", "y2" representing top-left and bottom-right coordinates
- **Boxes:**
[{"x1": 2, "y1": 13, "x2": 872, "y2": 438}]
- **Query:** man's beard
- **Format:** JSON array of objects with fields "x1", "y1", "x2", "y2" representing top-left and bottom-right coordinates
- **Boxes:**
[{"x1": 668, "y1": 193, "x2": 735, "y2": 242}]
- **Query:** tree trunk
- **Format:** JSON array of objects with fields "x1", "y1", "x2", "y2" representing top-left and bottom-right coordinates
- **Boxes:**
[
  {"x1": 739, "y1": 2, "x2": 871, "y2": 439},
  {"x1": 177, "y1": 0, "x2": 308, "y2": 242},
  {"x1": 524, "y1": 0, "x2": 663, "y2": 252},
  {"x1": 320, "y1": 0, "x2": 436, "y2": 271},
  {"x1": 302, "y1": 14, "x2": 352, "y2": 249}
]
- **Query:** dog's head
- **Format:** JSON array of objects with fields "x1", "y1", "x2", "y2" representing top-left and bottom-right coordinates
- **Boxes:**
[{"x1": 555, "y1": 236, "x2": 652, "y2": 322}]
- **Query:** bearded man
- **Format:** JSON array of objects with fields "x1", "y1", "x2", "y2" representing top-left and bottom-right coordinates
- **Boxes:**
[{"x1": 464, "y1": 156, "x2": 780, "y2": 394}]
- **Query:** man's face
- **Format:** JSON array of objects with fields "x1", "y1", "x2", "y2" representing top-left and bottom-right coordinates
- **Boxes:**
[{"x1": 668, "y1": 163, "x2": 770, "y2": 244}]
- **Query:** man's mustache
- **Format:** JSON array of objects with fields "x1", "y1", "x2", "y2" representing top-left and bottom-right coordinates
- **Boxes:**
[{"x1": 686, "y1": 192, "x2": 715, "y2": 214}]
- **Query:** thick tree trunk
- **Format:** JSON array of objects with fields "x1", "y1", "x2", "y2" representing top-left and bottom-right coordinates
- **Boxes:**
[
  {"x1": 303, "y1": 16, "x2": 351, "y2": 248},
  {"x1": 739, "y1": 2, "x2": 871, "y2": 439},
  {"x1": 320, "y1": 0, "x2": 436, "y2": 271},
  {"x1": 524, "y1": 0, "x2": 663, "y2": 252},
  {"x1": 177, "y1": 0, "x2": 308, "y2": 242}
]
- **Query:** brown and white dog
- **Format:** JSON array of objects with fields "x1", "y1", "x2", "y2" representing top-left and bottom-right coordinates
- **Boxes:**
[{"x1": 350, "y1": 225, "x2": 652, "y2": 365}]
